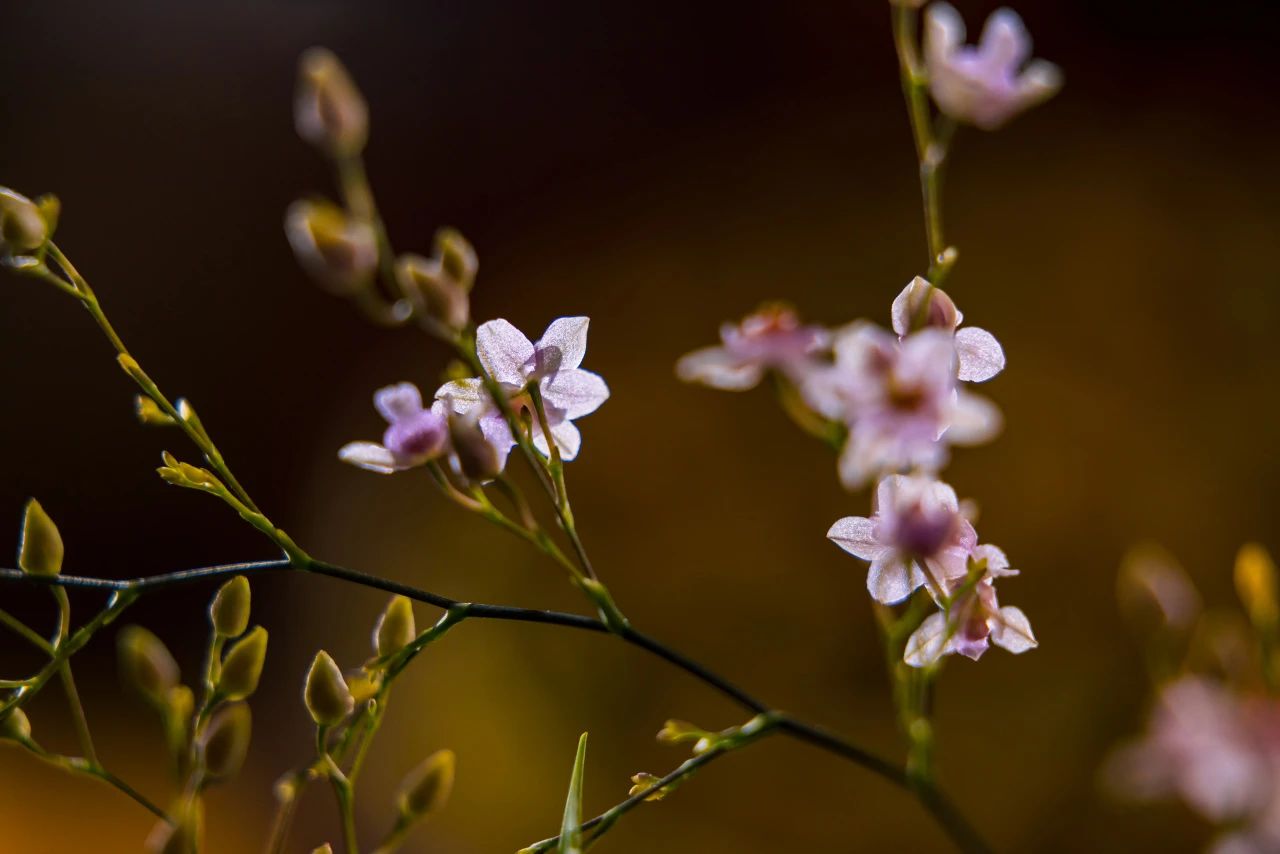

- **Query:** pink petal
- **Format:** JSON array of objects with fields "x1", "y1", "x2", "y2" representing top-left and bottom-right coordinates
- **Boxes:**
[
  {"x1": 904, "y1": 612, "x2": 951, "y2": 667},
  {"x1": 374, "y1": 382, "x2": 424, "y2": 423},
  {"x1": 867, "y1": 553, "x2": 922, "y2": 605},
  {"x1": 434, "y1": 378, "x2": 487, "y2": 413},
  {"x1": 480, "y1": 411, "x2": 516, "y2": 472},
  {"x1": 338, "y1": 441, "x2": 404, "y2": 474},
  {"x1": 676, "y1": 346, "x2": 763, "y2": 391},
  {"x1": 924, "y1": 2, "x2": 965, "y2": 66},
  {"x1": 536, "y1": 316, "x2": 590, "y2": 373},
  {"x1": 891, "y1": 277, "x2": 961, "y2": 336},
  {"x1": 973, "y1": 543, "x2": 1017, "y2": 577},
  {"x1": 826, "y1": 516, "x2": 888, "y2": 561},
  {"x1": 990, "y1": 606, "x2": 1038, "y2": 654},
  {"x1": 954, "y1": 326, "x2": 1005, "y2": 382},
  {"x1": 946, "y1": 390, "x2": 1002, "y2": 445},
  {"x1": 977, "y1": 8, "x2": 1031, "y2": 73},
  {"x1": 1016, "y1": 60, "x2": 1064, "y2": 107},
  {"x1": 534, "y1": 418, "x2": 583, "y2": 461},
  {"x1": 476, "y1": 319, "x2": 535, "y2": 386},
  {"x1": 541, "y1": 369, "x2": 610, "y2": 420}
]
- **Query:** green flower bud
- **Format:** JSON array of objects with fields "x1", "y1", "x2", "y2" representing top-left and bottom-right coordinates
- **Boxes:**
[
  {"x1": 395, "y1": 749, "x2": 456, "y2": 822},
  {"x1": 0, "y1": 188, "x2": 48, "y2": 254},
  {"x1": 200, "y1": 703, "x2": 252, "y2": 782},
  {"x1": 118, "y1": 625, "x2": 180, "y2": 704},
  {"x1": 18, "y1": 498, "x2": 63, "y2": 577},
  {"x1": 210, "y1": 576, "x2": 251, "y2": 638},
  {"x1": 434, "y1": 228, "x2": 478, "y2": 291},
  {"x1": 295, "y1": 47, "x2": 369, "y2": 158},
  {"x1": 395, "y1": 253, "x2": 470, "y2": 333},
  {"x1": 374, "y1": 595, "x2": 415, "y2": 658},
  {"x1": 135, "y1": 395, "x2": 176, "y2": 426},
  {"x1": 217, "y1": 626, "x2": 268, "y2": 701},
  {"x1": 304, "y1": 650, "x2": 353, "y2": 726},
  {"x1": 285, "y1": 199, "x2": 378, "y2": 293},
  {"x1": 447, "y1": 412, "x2": 501, "y2": 483},
  {"x1": 147, "y1": 802, "x2": 201, "y2": 854},
  {"x1": 0, "y1": 708, "x2": 31, "y2": 741}
]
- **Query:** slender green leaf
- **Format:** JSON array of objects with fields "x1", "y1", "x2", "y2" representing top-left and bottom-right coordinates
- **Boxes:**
[{"x1": 558, "y1": 732, "x2": 589, "y2": 854}]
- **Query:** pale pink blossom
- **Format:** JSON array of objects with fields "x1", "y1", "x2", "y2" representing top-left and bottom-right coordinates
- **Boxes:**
[
  {"x1": 807, "y1": 324, "x2": 1000, "y2": 489},
  {"x1": 902, "y1": 544, "x2": 1036, "y2": 666},
  {"x1": 891, "y1": 277, "x2": 1005, "y2": 382},
  {"x1": 924, "y1": 3, "x2": 1062, "y2": 131},
  {"x1": 676, "y1": 305, "x2": 829, "y2": 391},
  {"x1": 827, "y1": 475, "x2": 978, "y2": 604},
  {"x1": 339, "y1": 382, "x2": 449, "y2": 473},
  {"x1": 436, "y1": 317, "x2": 609, "y2": 469}
]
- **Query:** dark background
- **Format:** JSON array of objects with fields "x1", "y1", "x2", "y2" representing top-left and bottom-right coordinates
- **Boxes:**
[{"x1": 2, "y1": 1, "x2": 1279, "y2": 851}]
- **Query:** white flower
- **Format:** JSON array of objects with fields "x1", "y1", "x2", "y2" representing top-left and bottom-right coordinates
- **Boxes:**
[
  {"x1": 891, "y1": 276, "x2": 1005, "y2": 382},
  {"x1": 676, "y1": 305, "x2": 829, "y2": 391},
  {"x1": 339, "y1": 383, "x2": 449, "y2": 474},
  {"x1": 436, "y1": 317, "x2": 610, "y2": 469},
  {"x1": 924, "y1": 3, "x2": 1062, "y2": 130}
]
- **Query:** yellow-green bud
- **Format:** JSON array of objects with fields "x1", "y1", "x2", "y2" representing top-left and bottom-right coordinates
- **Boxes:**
[
  {"x1": 147, "y1": 802, "x2": 202, "y2": 854},
  {"x1": 217, "y1": 626, "x2": 268, "y2": 701},
  {"x1": 0, "y1": 708, "x2": 31, "y2": 741},
  {"x1": 200, "y1": 703, "x2": 252, "y2": 782},
  {"x1": 434, "y1": 227, "x2": 478, "y2": 291},
  {"x1": 1236, "y1": 543, "x2": 1279, "y2": 630},
  {"x1": 310, "y1": 846, "x2": 334, "y2": 854},
  {"x1": 135, "y1": 395, "x2": 176, "y2": 426},
  {"x1": 394, "y1": 253, "x2": 470, "y2": 332},
  {"x1": 210, "y1": 576, "x2": 251, "y2": 638},
  {"x1": 294, "y1": 47, "x2": 368, "y2": 158},
  {"x1": 374, "y1": 595, "x2": 416, "y2": 658},
  {"x1": 118, "y1": 626, "x2": 180, "y2": 704},
  {"x1": 18, "y1": 498, "x2": 63, "y2": 577},
  {"x1": 304, "y1": 650, "x2": 354, "y2": 726},
  {"x1": 285, "y1": 199, "x2": 377, "y2": 293},
  {"x1": 395, "y1": 749, "x2": 456, "y2": 822},
  {"x1": 0, "y1": 188, "x2": 48, "y2": 254}
]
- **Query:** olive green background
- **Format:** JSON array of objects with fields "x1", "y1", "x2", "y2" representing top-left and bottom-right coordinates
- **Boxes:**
[{"x1": 2, "y1": 1, "x2": 1279, "y2": 851}]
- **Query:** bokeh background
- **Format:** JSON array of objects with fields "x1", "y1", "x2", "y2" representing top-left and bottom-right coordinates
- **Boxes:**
[{"x1": 2, "y1": 0, "x2": 1279, "y2": 851}]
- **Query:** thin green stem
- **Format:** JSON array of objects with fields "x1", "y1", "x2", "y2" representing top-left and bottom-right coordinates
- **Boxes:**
[
  {"x1": 0, "y1": 606, "x2": 53, "y2": 654},
  {"x1": 15, "y1": 738, "x2": 168, "y2": 821}
]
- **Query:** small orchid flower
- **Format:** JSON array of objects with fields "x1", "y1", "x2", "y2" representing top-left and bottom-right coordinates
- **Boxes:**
[
  {"x1": 436, "y1": 317, "x2": 610, "y2": 469},
  {"x1": 827, "y1": 474, "x2": 978, "y2": 604},
  {"x1": 891, "y1": 277, "x2": 1005, "y2": 382},
  {"x1": 339, "y1": 383, "x2": 449, "y2": 474},
  {"x1": 676, "y1": 304, "x2": 830, "y2": 391},
  {"x1": 807, "y1": 324, "x2": 1000, "y2": 489},
  {"x1": 924, "y1": 3, "x2": 1062, "y2": 131},
  {"x1": 902, "y1": 545, "x2": 1036, "y2": 666}
]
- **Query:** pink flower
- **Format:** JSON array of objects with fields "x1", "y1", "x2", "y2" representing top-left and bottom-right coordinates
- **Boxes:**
[
  {"x1": 808, "y1": 324, "x2": 1000, "y2": 489},
  {"x1": 891, "y1": 277, "x2": 1005, "y2": 383},
  {"x1": 435, "y1": 317, "x2": 610, "y2": 469},
  {"x1": 924, "y1": 3, "x2": 1062, "y2": 131},
  {"x1": 339, "y1": 382, "x2": 449, "y2": 473},
  {"x1": 902, "y1": 545, "x2": 1036, "y2": 666},
  {"x1": 676, "y1": 305, "x2": 829, "y2": 391},
  {"x1": 827, "y1": 475, "x2": 978, "y2": 604}
]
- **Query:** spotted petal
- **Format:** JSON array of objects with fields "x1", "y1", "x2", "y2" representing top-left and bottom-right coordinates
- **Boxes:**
[{"x1": 476, "y1": 319, "x2": 535, "y2": 386}]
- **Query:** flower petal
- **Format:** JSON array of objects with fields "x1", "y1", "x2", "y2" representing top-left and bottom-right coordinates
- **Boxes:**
[
  {"x1": 867, "y1": 553, "x2": 922, "y2": 605},
  {"x1": 977, "y1": 8, "x2": 1031, "y2": 74},
  {"x1": 374, "y1": 382, "x2": 424, "y2": 423},
  {"x1": 541, "y1": 369, "x2": 610, "y2": 420},
  {"x1": 535, "y1": 316, "x2": 590, "y2": 374},
  {"x1": 435, "y1": 378, "x2": 487, "y2": 413},
  {"x1": 827, "y1": 516, "x2": 888, "y2": 561},
  {"x1": 904, "y1": 612, "x2": 952, "y2": 667},
  {"x1": 479, "y1": 411, "x2": 516, "y2": 473},
  {"x1": 676, "y1": 346, "x2": 763, "y2": 391},
  {"x1": 954, "y1": 327, "x2": 1005, "y2": 382},
  {"x1": 476, "y1": 319, "x2": 535, "y2": 386},
  {"x1": 534, "y1": 418, "x2": 583, "y2": 461},
  {"x1": 924, "y1": 2, "x2": 965, "y2": 67},
  {"x1": 947, "y1": 391, "x2": 1002, "y2": 445},
  {"x1": 338, "y1": 441, "x2": 404, "y2": 474},
  {"x1": 973, "y1": 543, "x2": 1017, "y2": 577},
  {"x1": 991, "y1": 606, "x2": 1038, "y2": 654}
]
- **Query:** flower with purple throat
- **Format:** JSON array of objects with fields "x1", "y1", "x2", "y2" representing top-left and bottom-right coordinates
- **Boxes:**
[
  {"x1": 827, "y1": 474, "x2": 978, "y2": 604},
  {"x1": 924, "y1": 3, "x2": 1062, "y2": 131},
  {"x1": 676, "y1": 304, "x2": 830, "y2": 391},
  {"x1": 891, "y1": 276, "x2": 1005, "y2": 383},
  {"x1": 339, "y1": 382, "x2": 449, "y2": 474},
  {"x1": 435, "y1": 316, "x2": 610, "y2": 469}
]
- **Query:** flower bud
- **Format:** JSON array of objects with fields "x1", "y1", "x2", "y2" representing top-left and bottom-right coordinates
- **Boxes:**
[
  {"x1": 655, "y1": 719, "x2": 705, "y2": 746},
  {"x1": 135, "y1": 395, "x2": 176, "y2": 426},
  {"x1": 304, "y1": 650, "x2": 354, "y2": 726},
  {"x1": 210, "y1": 576, "x2": 251, "y2": 638},
  {"x1": 200, "y1": 703, "x2": 251, "y2": 782},
  {"x1": 0, "y1": 708, "x2": 31, "y2": 741},
  {"x1": 147, "y1": 802, "x2": 201, "y2": 854},
  {"x1": 217, "y1": 626, "x2": 268, "y2": 701},
  {"x1": 285, "y1": 199, "x2": 378, "y2": 293},
  {"x1": 119, "y1": 626, "x2": 181, "y2": 704},
  {"x1": 1117, "y1": 544, "x2": 1201, "y2": 633},
  {"x1": 395, "y1": 253, "x2": 470, "y2": 332},
  {"x1": 294, "y1": 48, "x2": 368, "y2": 158},
  {"x1": 447, "y1": 412, "x2": 501, "y2": 482},
  {"x1": 374, "y1": 595, "x2": 415, "y2": 658},
  {"x1": 628, "y1": 772, "x2": 668, "y2": 802},
  {"x1": 18, "y1": 498, "x2": 63, "y2": 577},
  {"x1": 1236, "y1": 543, "x2": 1279, "y2": 631},
  {"x1": 311, "y1": 846, "x2": 334, "y2": 854},
  {"x1": 395, "y1": 749, "x2": 456, "y2": 822},
  {"x1": 0, "y1": 188, "x2": 48, "y2": 254}
]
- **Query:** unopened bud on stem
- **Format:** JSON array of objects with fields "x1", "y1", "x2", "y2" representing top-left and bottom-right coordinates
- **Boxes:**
[
  {"x1": 0, "y1": 188, "x2": 48, "y2": 255},
  {"x1": 18, "y1": 498, "x2": 63, "y2": 577},
  {"x1": 304, "y1": 650, "x2": 354, "y2": 726},
  {"x1": 217, "y1": 626, "x2": 268, "y2": 701},
  {"x1": 294, "y1": 48, "x2": 368, "y2": 158},
  {"x1": 210, "y1": 576, "x2": 251, "y2": 638},
  {"x1": 374, "y1": 595, "x2": 415, "y2": 658},
  {"x1": 395, "y1": 749, "x2": 456, "y2": 823},
  {"x1": 119, "y1": 626, "x2": 180, "y2": 705},
  {"x1": 285, "y1": 200, "x2": 378, "y2": 293},
  {"x1": 200, "y1": 703, "x2": 252, "y2": 782}
]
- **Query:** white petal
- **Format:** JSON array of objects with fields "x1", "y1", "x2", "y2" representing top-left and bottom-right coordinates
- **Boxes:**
[
  {"x1": 1016, "y1": 59, "x2": 1064, "y2": 108},
  {"x1": 826, "y1": 516, "x2": 888, "y2": 561},
  {"x1": 479, "y1": 412, "x2": 516, "y2": 472},
  {"x1": 534, "y1": 418, "x2": 583, "y2": 461},
  {"x1": 838, "y1": 434, "x2": 878, "y2": 491},
  {"x1": 541, "y1": 369, "x2": 610, "y2": 420},
  {"x1": 536, "y1": 316, "x2": 590, "y2": 373},
  {"x1": 476, "y1": 319, "x2": 535, "y2": 386},
  {"x1": 924, "y1": 2, "x2": 965, "y2": 67},
  {"x1": 867, "y1": 553, "x2": 921, "y2": 605},
  {"x1": 977, "y1": 8, "x2": 1030, "y2": 73},
  {"x1": 435, "y1": 378, "x2": 487, "y2": 413},
  {"x1": 991, "y1": 606, "x2": 1038, "y2": 654},
  {"x1": 973, "y1": 543, "x2": 1016, "y2": 577},
  {"x1": 374, "y1": 382, "x2": 424, "y2": 423},
  {"x1": 676, "y1": 346, "x2": 763, "y2": 391},
  {"x1": 904, "y1": 612, "x2": 952, "y2": 668},
  {"x1": 338, "y1": 441, "x2": 404, "y2": 474},
  {"x1": 946, "y1": 391, "x2": 1002, "y2": 445},
  {"x1": 954, "y1": 327, "x2": 1005, "y2": 382}
]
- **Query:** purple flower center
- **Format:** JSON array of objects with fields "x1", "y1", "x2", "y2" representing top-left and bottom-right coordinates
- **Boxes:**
[
  {"x1": 383, "y1": 411, "x2": 447, "y2": 461},
  {"x1": 893, "y1": 503, "x2": 958, "y2": 557}
]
